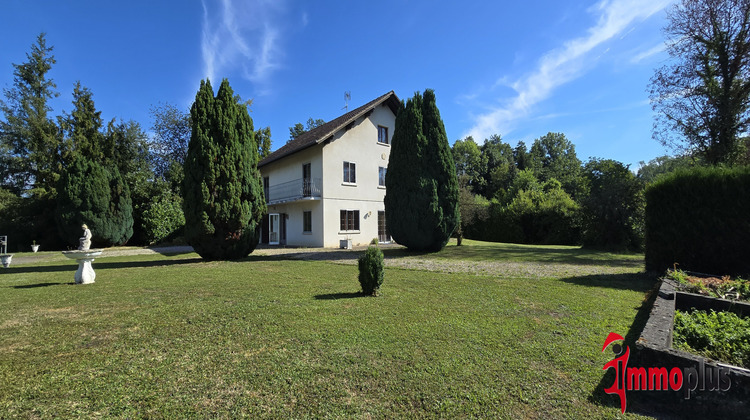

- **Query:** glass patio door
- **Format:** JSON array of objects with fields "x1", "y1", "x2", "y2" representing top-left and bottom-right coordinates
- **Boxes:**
[
  {"x1": 378, "y1": 211, "x2": 391, "y2": 243},
  {"x1": 269, "y1": 213, "x2": 280, "y2": 245}
]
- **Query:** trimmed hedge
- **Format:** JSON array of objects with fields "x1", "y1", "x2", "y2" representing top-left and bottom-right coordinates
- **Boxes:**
[{"x1": 645, "y1": 166, "x2": 750, "y2": 276}]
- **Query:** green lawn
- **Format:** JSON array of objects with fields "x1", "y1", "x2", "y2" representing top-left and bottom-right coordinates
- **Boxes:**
[
  {"x1": 0, "y1": 241, "x2": 656, "y2": 418},
  {"x1": 388, "y1": 239, "x2": 644, "y2": 267}
]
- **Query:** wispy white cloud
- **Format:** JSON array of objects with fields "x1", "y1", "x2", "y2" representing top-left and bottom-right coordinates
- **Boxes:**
[
  {"x1": 201, "y1": 0, "x2": 287, "y2": 92},
  {"x1": 464, "y1": 0, "x2": 671, "y2": 141},
  {"x1": 630, "y1": 42, "x2": 666, "y2": 63}
]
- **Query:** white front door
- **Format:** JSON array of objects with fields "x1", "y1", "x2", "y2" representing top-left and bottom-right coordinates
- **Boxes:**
[{"x1": 269, "y1": 213, "x2": 280, "y2": 245}]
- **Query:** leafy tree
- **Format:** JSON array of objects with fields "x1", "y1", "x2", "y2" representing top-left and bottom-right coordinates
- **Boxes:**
[
  {"x1": 104, "y1": 119, "x2": 156, "y2": 245},
  {"x1": 636, "y1": 154, "x2": 698, "y2": 184},
  {"x1": 650, "y1": 0, "x2": 750, "y2": 165},
  {"x1": 56, "y1": 155, "x2": 133, "y2": 247},
  {"x1": 741, "y1": 136, "x2": 750, "y2": 164},
  {"x1": 455, "y1": 184, "x2": 491, "y2": 245},
  {"x1": 581, "y1": 158, "x2": 645, "y2": 251},
  {"x1": 514, "y1": 141, "x2": 529, "y2": 171},
  {"x1": 385, "y1": 89, "x2": 459, "y2": 252},
  {"x1": 477, "y1": 134, "x2": 517, "y2": 200},
  {"x1": 255, "y1": 126, "x2": 272, "y2": 159},
  {"x1": 141, "y1": 188, "x2": 185, "y2": 245},
  {"x1": 0, "y1": 33, "x2": 60, "y2": 195},
  {"x1": 527, "y1": 132, "x2": 583, "y2": 199},
  {"x1": 288, "y1": 117, "x2": 325, "y2": 140},
  {"x1": 504, "y1": 178, "x2": 580, "y2": 245},
  {"x1": 506, "y1": 168, "x2": 540, "y2": 200},
  {"x1": 149, "y1": 102, "x2": 190, "y2": 188},
  {"x1": 183, "y1": 79, "x2": 266, "y2": 260},
  {"x1": 452, "y1": 136, "x2": 484, "y2": 191},
  {"x1": 103, "y1": 119, "x2": 150, "y2": 177}
]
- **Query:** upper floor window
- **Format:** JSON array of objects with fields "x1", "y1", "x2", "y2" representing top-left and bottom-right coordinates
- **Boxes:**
[
  {"x1": 263, "y1": 177, "x2": 269, "y2": 202},
  {"x1": 378, "y1": 166, "x2": 386, "y2": 187},
  {"x1": 343, "y1": 161, "x2": 356, "y2": 184},
  {"x1": 378, "y1": 126, "x2": 389, "y2": 144}
]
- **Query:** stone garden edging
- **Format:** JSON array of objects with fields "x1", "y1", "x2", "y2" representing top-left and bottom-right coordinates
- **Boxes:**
[{"x1": 631, "y1": 278, "x2": 749, "y2": 416}]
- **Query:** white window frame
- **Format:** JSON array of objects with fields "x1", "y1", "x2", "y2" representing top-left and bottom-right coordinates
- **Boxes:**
[
  {"x1": 377, "y1": 126, "x2": 389, "y2": 145},
  {"x1": 343, "y1": 161, "x2": 357, "y2": 185},
  {"x1": 378, "y1": 166, "x2": 387, "y2": 188}
]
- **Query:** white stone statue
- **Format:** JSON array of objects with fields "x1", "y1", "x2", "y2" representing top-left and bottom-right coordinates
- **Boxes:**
[{"x1": 79, "y1": 224, "x2": 92, "y2": 251}]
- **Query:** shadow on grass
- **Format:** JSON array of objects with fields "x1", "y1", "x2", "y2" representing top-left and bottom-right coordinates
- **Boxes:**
[
  {"x1": 97, "y1": 258, "x2": 202, "y2": 270},
  {"x1": 313, "y1": 292, "x2": 364, "y2": 300},
  {"x1": 414, "y1": 243, "x2": 644, "y2": 268},
  {"x1": 587, "y1": 278, "x2": 665, "y2": 417},
  {"x1": 559, "y1": 272, "x2": 658, "y2": 293},
  {"x1": 246, "y1": 243, "x2": 645, "y2": 271},
  {"x1": 148, "y1": 246, "x2": 195, "y2": 258},
  {"x1": 12, "y1": 282, "x2": 67, "y2": 289},
  {"x1": 3, "y1": 257, "x2": 202, "y2": 275}
]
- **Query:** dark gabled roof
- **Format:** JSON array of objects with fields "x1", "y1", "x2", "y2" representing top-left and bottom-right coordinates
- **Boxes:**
[{"x1": 258, "y1": 91, "x2": 400, "y2": 168}]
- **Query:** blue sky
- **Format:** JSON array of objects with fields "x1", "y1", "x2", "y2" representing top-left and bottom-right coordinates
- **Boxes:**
[{"x1": 1, "y1": 0, "x2": 675, "y2": 168}]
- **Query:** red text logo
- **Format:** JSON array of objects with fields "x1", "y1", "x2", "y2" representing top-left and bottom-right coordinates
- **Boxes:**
[{"x1": 601, "y1": 332, "x2": 731, "y2": 413}]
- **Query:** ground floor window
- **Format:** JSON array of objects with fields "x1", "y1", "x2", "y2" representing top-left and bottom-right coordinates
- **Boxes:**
[
  {"x1": 378, "y1": 211, "x2": 391, "y2": 243},
  {"x1": 303, "y1": 211, "x2": 312, "y2": 233},
  {"x1": 340, "y1": 210, "x2": 360, "y2": 231}
]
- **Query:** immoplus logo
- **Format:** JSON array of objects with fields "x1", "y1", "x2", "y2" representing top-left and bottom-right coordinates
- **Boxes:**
[{"x1": 601, "y1": 332, "x2": 731, "y2": 413}]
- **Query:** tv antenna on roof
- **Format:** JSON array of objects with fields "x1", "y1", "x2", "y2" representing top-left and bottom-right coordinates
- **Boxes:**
[{"x1": 343, "y1": 91, "x2": 351, "y2": 111}]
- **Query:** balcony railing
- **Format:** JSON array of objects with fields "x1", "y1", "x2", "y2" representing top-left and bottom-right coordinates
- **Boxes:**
[{"x1": 266, "y1": 177, "x2": 322, "y2": 204}]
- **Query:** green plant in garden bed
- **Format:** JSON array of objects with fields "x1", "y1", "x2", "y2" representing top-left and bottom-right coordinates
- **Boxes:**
[
  {"x1": 673, "y1": 309, "x2": 750, "y2": 369},
  {"x1": 666, "y1": 269, "x2": 750, "y2": 302}
]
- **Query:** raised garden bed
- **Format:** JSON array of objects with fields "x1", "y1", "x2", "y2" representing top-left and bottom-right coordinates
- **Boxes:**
[
  {"x1": 632, "y1": 276, "x2": 750, "y2": 416},
  {"x1": 667, "y1": 269, "x2": 750, "y2": 302},
  {"x1": 673, "y1": 308, "x2": 750, "y2": 369}
]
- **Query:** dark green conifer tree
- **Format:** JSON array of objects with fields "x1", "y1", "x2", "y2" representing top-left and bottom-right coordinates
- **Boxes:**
[
  {"x1": 385, "y1": 89, "x2": 459, "y2": 252},
  {"x1": 55, "y1": 81, "x2": 133, "y2": 247},
  {"x1": 0, "y1": 33, "x2": 60, "y2": 196},
  {"x1": 56, "y1": 155, "x2": 133, "y2": 247},
  {"x1": 182, "y1": 79, "x2": 265, "y2": 260}
]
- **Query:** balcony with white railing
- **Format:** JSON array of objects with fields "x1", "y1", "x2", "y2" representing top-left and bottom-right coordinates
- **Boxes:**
[{"x1": 265, "y1": 177, "x2": 322, "y2": 205}]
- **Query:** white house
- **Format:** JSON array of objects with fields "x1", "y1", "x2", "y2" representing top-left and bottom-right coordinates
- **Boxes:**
[{"x1": 258, "y1": 91, "x2": 400, "y2": 248}]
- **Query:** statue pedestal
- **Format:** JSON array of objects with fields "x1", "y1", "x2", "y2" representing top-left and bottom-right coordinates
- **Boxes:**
[
  {"x1": 1, "y1": 254, "x2": 12, "y2": 268},
  {"x1": 62, "y1": 250, "x2": 103, "y2": 284}
]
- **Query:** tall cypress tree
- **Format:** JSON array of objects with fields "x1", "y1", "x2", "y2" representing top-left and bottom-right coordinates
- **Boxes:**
[
  {"x1": 385, "y1": 89, "x2": 459, "y2": 252},
  {"x1": 183, "y1": 79, "x2": 265, "y2": 260}
]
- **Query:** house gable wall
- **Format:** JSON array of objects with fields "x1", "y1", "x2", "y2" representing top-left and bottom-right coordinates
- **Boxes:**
[
  {"x1": 321, "y1": 104, "x2": 395, "y2": 247},
  {"x1": 258, "y1": 100, "x2": 397, "y2": 248}
]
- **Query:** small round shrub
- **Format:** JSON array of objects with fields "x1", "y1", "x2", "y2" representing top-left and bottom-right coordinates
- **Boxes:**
[{"x1": 358, "y1": 246, "x2": 384, "y2": 296}]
